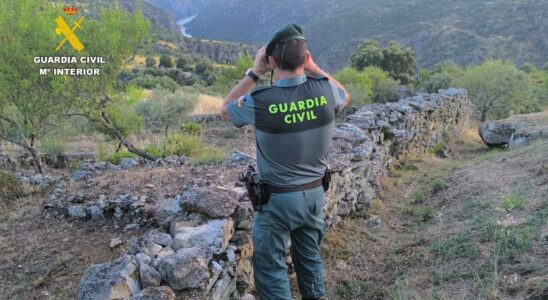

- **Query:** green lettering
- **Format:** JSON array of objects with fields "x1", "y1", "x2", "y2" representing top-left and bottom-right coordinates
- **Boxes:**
[
  {"x1": 279, "y1": 103, "x2": 288, "y2": 113},
  {"x1": 289, "y1": 102, "x2": 298, "y2": 112},
  {"x1": 320, "y1": 96, "x2": 327, "y2": 106},
  {"x1": 309, "y1": 110, "x2": 317, "y2": 120},
  {"x1": 268, "y1": 104, "x2": 278, "y2": 114},
  {"x1": 297, "y1": 112, "x2": 305, "y2": 122},
  {"x1": 298, "y1": 101, "x2": 306, "y2": 110},
  {"x1": 284, "y1": 114, "x2": 292, "y2": 124},
  {"x1": 306, "y1": 99, "x2": 315, "y2": 109}
]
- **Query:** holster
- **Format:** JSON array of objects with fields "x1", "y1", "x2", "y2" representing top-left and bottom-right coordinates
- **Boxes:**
[{"x1": 238, "y1": 166, "x2": 270, "y2": 211}]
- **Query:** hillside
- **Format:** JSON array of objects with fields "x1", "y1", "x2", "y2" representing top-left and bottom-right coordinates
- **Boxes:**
[{"x1": 181, "y1": 0, "x2": 547, "y2": 70}]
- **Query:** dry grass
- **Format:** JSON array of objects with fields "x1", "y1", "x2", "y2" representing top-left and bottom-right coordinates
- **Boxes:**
[{"x1": 191, "y1": 94, "x2": 223, "y2": 115}]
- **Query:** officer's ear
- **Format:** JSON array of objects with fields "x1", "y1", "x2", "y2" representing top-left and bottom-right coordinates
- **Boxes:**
[
  {"x1": 304, "y1": 50, "x2": 311, "y2": 63},
  {"x1": 268, "y1": 56, "x2": 277, "y2": 70}
]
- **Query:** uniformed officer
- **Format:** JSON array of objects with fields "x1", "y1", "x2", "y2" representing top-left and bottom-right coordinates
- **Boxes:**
[{"x1": 221, "y1": 23, "x2": 350, "y2": 300}]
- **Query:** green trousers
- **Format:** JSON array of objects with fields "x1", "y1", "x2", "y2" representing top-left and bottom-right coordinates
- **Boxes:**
[{"x1": 252, "y1": 186, "x2": 326, "y2": 300}]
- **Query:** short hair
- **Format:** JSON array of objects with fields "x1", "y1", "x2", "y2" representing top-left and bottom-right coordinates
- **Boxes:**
[{"x1": 270, "y1": 39, "x2": 307, "y2": 71}]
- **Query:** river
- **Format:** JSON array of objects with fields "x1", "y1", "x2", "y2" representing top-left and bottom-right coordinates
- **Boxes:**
[{"x1": 176, "y1": 14, "x2": 197, "y2": 38}]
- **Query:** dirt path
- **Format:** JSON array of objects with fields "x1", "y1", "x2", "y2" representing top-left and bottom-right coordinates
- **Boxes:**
[{"x1": 322, "y1": 131, "x2": 548, "y2": 299}]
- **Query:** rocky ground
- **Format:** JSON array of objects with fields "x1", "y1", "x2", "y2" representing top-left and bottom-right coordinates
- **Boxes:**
[{"x1": 321, "y1": 127, "x2": 548, "y2": 299}]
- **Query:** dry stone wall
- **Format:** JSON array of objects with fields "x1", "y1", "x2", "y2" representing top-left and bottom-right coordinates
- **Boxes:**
[{"x1": 77, "y1": 89, "x2": 471, "y2": 300}]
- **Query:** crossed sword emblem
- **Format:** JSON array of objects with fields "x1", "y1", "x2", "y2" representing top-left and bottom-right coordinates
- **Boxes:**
[{"x1": 55, "y1": 16, "x2": 85, "y2": 52}]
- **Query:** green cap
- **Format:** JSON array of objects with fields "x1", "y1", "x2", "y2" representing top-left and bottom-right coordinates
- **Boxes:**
[{"x1": 266, "y1": 23, "x2": 306, "y2": 56}]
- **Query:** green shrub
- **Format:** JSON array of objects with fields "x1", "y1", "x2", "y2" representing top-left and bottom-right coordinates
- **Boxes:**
[
  {"x1": 159, "y1": 55, "x2": 173, "y2": 68},
  {"x1": 412, "y1": 191, "x2": 426, "y2": 204},
  {"x1": 429, "y1": 143, "x2": 445, "y2": 156},
  {"x1": 145, "y1": 56, "x2": 156, "y2": 68},
  {"x1": 221, "y1": 128, "x2": 237, "y2": 139},
  {"x1": 431, "y1": 178, "x2": 448, "y2": 193},
  {"x1": 39, "y1": 137, "x2": 66, "y2": 155},
  {"x1": 500, "y1": 195, "x2": 526, "y2": 211},
  {"x1": 363, "y1": 67, "x2": 400, "y2": 103},
  {"x1": 129, "y1": 75, "x2": 179, "y2": 92},
  {"x1": 334, "y1": 67, "x2": 373, "y2": 105},
  {"x1": 164, "y1": 133, "x2": 225, "y2": 165},
  {"x1": 144, "y1": 144, "x2": 168, "y2": 158},
  {"x1": 136, "y1": 89, "x2": 196, "y2": 135},
  {"x1": 0, "y1": 172, "x2": 22, "y2": 200},
  {"x1": 104, "y1": 151, "x2": 137, "y2": 165},
  {"x1": 180, "y1": 122, "x2": 202, "y2": 135}
]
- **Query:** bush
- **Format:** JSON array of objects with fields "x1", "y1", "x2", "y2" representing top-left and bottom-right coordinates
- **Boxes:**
[
  {"x1": 334, "y1": 67, "x2": 373, "y2": 105},
  {"x1": 180, "y1": 122, "x2": 202, "y2": 135},
  {"x1": 431, "y1": 178, "x2": 448, "y2": 193},
  {"x1": 423, "y1": 72, "x2": 453, "y2": 93},
  {"x1": 145, "y1": 56, "x2": 156, "y2": 68},
  {"x1": 164, "y1": 133, "x2": 225, "y2": 165},
  {"x1": 104, "y1": 151, "x2": 137, "y2": 165},
  {"x1": 500, "y1": 195, "x2": 526, "y2": 211},
  {"x1": 159, "y1": 55, "x2": 173, "y2": 68},
  {"x1": 39, "y1": 137, "x2": 66, "y2": 155},
  {"x1": 144, "y1": 144, "x2": 168, "y2": 158},
  {"x1": 0, "y1": 172, "x2": 22, "y2": 200},
  {"x1": 129, "y1": 75, "x2": 179, "y2": 92},
  {"x1": 362, "y1": 67, "x2": 400, "y2": 103},
  {"x1": 176, "y1": 56, "x2": 191, "y2": 70}
]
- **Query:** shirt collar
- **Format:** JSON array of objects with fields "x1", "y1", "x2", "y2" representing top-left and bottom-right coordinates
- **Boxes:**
[{"x1": 272, "y1": 74, "x2": 307, "y2": 87}]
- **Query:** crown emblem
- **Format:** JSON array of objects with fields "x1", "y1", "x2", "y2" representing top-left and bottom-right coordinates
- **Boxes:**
[{"x1": 63, "y1": 6, "x2": 79, "y2": 15}]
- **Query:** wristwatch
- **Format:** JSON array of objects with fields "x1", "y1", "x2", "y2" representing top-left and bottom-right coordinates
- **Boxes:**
[{"x1": 245, "y1": 68, "x2": 259, "y2": 82}]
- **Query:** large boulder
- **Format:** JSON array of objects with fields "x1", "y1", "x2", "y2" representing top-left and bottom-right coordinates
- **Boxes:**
[
  {"x1": 78, "y1": 255, "x2": 140, "y2": 300},
  {"x1": 180, "y1": 187, "x2": 239, "y2": 218},
  {"x1": 158, "y1": 246, "x2": 211, "y2": 290},
  {"x1": 480, "y1": 112, "x2": 548, "y2": 148},
  {"x1": 171, "y1": 219, "x2": 234, "y2": 255}
]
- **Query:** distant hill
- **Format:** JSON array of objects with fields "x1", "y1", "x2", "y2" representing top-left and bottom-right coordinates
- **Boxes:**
[{"x1": 179, "y1": 0, "x2": 547, "y2": 71}]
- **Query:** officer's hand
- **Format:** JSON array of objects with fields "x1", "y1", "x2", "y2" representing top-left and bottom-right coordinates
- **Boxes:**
[
  {"x1": 252, "y1": 46, "x2": 270, "y2": 76},
  {"x1": 304, "y1": 51, "x2": 320, "y2": 74}
]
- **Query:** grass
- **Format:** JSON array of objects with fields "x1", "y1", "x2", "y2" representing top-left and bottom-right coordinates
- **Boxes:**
[
  {"x1": 0, "y1": 172, "x2": 22, "y2": 200},
  {"x1": 499, "y1": 195, "x2": 526, "y2": 211},
  {"x1": 191, "y1": 94, "x2": 223, "y2": 115},
  {"x1": 397, "y1": 204, "x2": 435, "y2": 221},
  {"x1": 430, "y1": 178, "x2": 448, "y2": 193}
]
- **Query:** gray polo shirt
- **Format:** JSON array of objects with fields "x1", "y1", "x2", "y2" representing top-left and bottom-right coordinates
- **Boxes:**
[{"x1": 227, "y1": 74, "x2": 345, "y2": 187}]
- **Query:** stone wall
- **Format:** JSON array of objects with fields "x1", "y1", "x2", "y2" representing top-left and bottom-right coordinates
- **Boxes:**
[{"x1": 77, "y1": 89, "x2": 471, "y2": 300}]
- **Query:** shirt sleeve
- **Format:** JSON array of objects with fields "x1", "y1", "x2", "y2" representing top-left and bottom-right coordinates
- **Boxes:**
[
  {"x1": 226, "y1": 94, "x2": 256, "y2": 128},
  {"x1": 329, "y1": 81, "x2": 346, "y2": 114}
]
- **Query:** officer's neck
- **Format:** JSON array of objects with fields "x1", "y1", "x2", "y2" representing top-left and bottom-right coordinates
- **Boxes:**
[{"x1": 274, "y1": 67, "x2": 305, "y2": 81}]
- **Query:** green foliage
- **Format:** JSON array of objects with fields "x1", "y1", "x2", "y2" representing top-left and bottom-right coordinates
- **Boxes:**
[
  {"x1": 104, "y1": 151, "x2": 137, "y2": 165},
  {"x1": 212, "y1": 55, "x2": 253, "y2": 94},
  {"x1": 363, "y1": 67, "x2": 400, "y2": 103},
  {"x1": 221, "y1": 128, "x2": 237, "y2": 139},
  {"x1": 145, "y1": 56, "x2": 157, "y2": 68},
  {"x1": 0, "y1": 172, "x2": 22, "y2": 200},
  {"x1": 431, "y1": 178, "x2": 448, "y2": 193},
  {"x1": 176, "y1": 56, "x2": 191, "y2": 70},
  {"x1": 336, "y1": 281, "x2": 362, "y2": 298},
  {"x1": 412, "y1": 191, "x2": 426, "y2": 204},
  {"x1": 129, "y1": 75, "x2": 179, "y2": 92},
  {"x1": 499, "y1": 196, "x2": 526, "y2": 211},
  {"x1": 454, "y1": 60, "x2": 540, "y2": 121},
  {"x1": 159, "y1": 55, "x2": 174, "y2": 68},
  {"x1": 380, "y1": 41, "x2": 417, "y2": 84},
  {"x1": 143, "y1": 144, "x2": 168, "y2": 158},
  {"x1": 100, "y1": 90, "x2": 145, "y2": 139},
  {"x1": 431, "y1": 231, "x2": 481, "y2": 260},
  {"x1": 423, "y1": 72, "x2": 453, "y2": 93},
  {"x1": 334, "y1": 67, "x2": 373, "y2": 105},
  {"x1": 429, "y1": 143, "x2": 445, "y2": 156},
  {"x1": 350, "y1": 40, "x2": 383, "y2": 71},
  {"x1": 519, "y1": 63, "x2": 537, "y2": 74},
  {"x1": 135, "y1": 89, "x2": 196, "y2": 135},
  {"x1": 39, "y1": 137, "x2": 66, "y2": 155},
  {"x1": 180, "y1": 122, "x2": 203, "y2": 135},
  {"x1": 164, "y1": 133, "x2": 225, "y2": 165}
]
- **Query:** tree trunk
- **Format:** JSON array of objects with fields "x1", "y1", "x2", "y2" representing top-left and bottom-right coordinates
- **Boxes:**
[
  {"x1": 100, "y1": 111, "x2": 156, "y2": 161},
  {"x1": 164, "y1": 125, "x2": 169, "y2": 138},
  {"x1": 115, "y1": 142, "x2": 122, "y2": 152},
  {"x1": 28, "y1": 136, "x2": 43, "y2": 174}
]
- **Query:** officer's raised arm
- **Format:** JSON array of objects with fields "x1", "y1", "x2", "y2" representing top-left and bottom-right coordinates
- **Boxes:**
[
  {"x1": 221, "y1": 46, "x2": 270, "y2": 123},
  {"x1": 304, "y1": 52, "x2": 351, "y2": 111}
]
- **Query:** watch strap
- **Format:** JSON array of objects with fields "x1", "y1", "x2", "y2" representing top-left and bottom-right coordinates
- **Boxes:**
[{"x1": 246, "y1": 69, "x2": 259, "y2": 82}]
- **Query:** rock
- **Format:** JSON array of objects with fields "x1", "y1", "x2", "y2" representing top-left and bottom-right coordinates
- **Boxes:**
[
  {"x1": 139, "y1": 264, "x2": 161, "y2": 288},
  {"x1": 156, "y1": 247, "x2": 175, "y2": 260},
  {"x1": 367, "y1": 215, "x2": 382, "y2": 227},
  {"x1": 143, "y1": 230, "x2": 173, "y2": 247},
  {"x1": 158, "y1": 246, "x2": 211, "y2": 290},
  {"x1": 479, "y1": 112, "x2": 548, "y2": 148},
  {"x1": 120, "y1": 158, "x2": 139, "y2": 169},
  {"x1": 68, "y1": 205, "x2": 87, "y2": 219},
  {"x1": 70, "y1": 170, "x2": 91, "y2": 181},
  {"x1": 110, "y1": 238, "x2": 124, "y2": 249},
  {"x1": 171, "y1": 219, "x2": 234, "y2": 255},
  {"x1": 153, "y1": 196, "x2": 181, "y2": 223},
  {"x1": 229, "y1": 151, "x2": 255, "y2": 164},
  {"x1": 135, "y1": 253, "x2": 152, "y2": 266},
  {"x1": 209, "y1": 276, "x2": 237, "y2": 300},
  {"x1": 241, "y1": 294, "x2": 256, "y2": 300},
  {"x1": 130, "y1": 286, "x2": 176, "y2": 300},
  {"x1": 143, "y1": 244, "x2": 163, "y2": 258},
  {"x1": 78, "y1": 255, "x2": 140, "y2": 300},
  {"x1": 180, "y1": 187, "x2": 239, "y2": 218},
  {"x1": 125, "y1": 223, "x2": 140, "y2": 231},
  {"x1": 236, "y1": 219, "x2": 252, "y2": 230},
  {"x1": 88, "y1": 206, "x2": 103, "y2": 220}
]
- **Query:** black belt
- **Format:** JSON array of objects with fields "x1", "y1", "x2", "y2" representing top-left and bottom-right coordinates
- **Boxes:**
[{"x1": 263, "y1": 178, "x2": 323, "y2": 194}]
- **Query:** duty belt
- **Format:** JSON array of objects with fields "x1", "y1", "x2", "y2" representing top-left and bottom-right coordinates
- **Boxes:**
[{"x1": 263, "y1": 177, "x2": 323, "y2": 194}]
